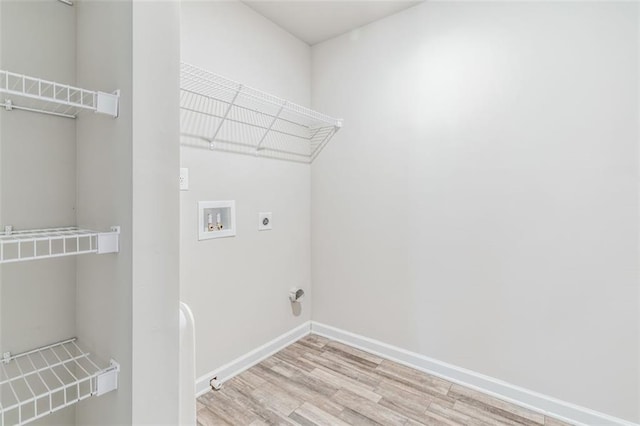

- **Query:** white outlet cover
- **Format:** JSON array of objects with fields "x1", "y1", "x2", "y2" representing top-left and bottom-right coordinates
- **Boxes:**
[
  {"x1": 258, "y1": 212, "x2": 272, "y2": 231},
  {"x1": 180, "y1": 168, "x2": 189, "y2": 191}
]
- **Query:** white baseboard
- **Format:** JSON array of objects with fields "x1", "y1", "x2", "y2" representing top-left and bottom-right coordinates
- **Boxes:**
[
  {"x1": 195, "y1": 321, "x2": 311, "y2": 397},
  {"x1": 311, "y1": 321, "x2": 638, "y2": 426}
]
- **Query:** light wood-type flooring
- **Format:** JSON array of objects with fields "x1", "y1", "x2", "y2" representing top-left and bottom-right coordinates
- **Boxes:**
[{"x1": 197, "y1": 335, "x2": 572, "y2": 426}]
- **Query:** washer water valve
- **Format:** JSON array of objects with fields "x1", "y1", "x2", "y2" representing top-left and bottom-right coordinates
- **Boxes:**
[
  {"x1": 207, "y1": 213, "x2": 223, "y2": 231},
  {"x1": 289, "y1": 288, "x2": 305, "y2": 303}
]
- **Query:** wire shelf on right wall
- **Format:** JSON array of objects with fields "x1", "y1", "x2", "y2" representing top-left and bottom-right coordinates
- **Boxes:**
[{"x1": 180, "y1": 62, "x2": 342, "y2": 164}]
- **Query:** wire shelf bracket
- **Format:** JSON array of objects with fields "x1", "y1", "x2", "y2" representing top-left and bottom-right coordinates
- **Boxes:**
[
  {"x1": 0, "y1": 70, "x2": 119, "y2": 119},
  {"x1": 0, "y1": 338, "x2": 119, "y2": 426},
  {"x1": 180, "y1": 62, "x2": 342, "y2": 164},
  {"x1": 0, "y1": 226, "x2": 120, "y2": 264}
]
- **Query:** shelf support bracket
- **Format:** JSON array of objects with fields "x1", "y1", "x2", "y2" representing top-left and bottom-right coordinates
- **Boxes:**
[
  {"x1": 310, "y1": 126, "x2": 339, "y2": 162},
  {"x1": 309, "y1": 127, "x2": 322, "y2": 141},
  {"x1": 96, "y1": 90, "x2": 119, "y2": 118},
  {"x1": 209, "y1": 85, "x2": 243, "y2": 149},
  {"x1": 256, "y1": 101, "x2": 286, "y2": 152},
  {"x1": 97, "y1": 225, "x2": 120, "y2": 254},
  {"x1": 96, "y1": 359, "x2": 120, "y2": 396}
]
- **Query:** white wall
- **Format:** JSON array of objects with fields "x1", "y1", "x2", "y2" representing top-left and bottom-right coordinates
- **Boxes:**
[
  {"x1": 1, "y1": 2, "x2": 181, "y2": 425},
  {"x1": 76, "y1": 0, "x2": 133, "y2": 424},
  {"x1": 0, "y1": 0, "x2": 76, "y2": 356},
  {"x1": 180, "y1": 0, "x2": 312, "y2": 380},
  {"x1": 132, "y1": 2, "x2": 181, "y2": 424},
  {"x1": 0, "y1": 2, "x2": 77, "y2": 424},
  {"x1": 311, "y1": 1, "x2": 639, "y2": 422}
]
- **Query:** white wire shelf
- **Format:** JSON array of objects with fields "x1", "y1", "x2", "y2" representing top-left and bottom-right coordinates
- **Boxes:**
[
  {"x1": 0, "y1": 338, "x2": 119, "y2": 426},
  {"x1": 0, "y1": 226, "x2": 120, "y2": 264},
  {"x1": 0, "y1": 69, "x2": 119, "y2": 119},
  {"x1": 180, "y1": 62, "x2": 342, "y2": 164}
]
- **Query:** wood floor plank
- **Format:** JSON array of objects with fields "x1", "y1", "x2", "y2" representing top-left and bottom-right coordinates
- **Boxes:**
[
  {"x1": 331, "y1": 389, "x2": 410, "y2": 425},
  {"x1": 376, "y1": 360, "x2": 452, "y2": 395},
  {"x1": 251, "y1": 381, "x2": 304, "y2": 416},
  {"x1": 323, "y1": 343, "x2": 382, "y2": 370},
  {"x1": 544, "y1": 416, "x2": 574, "y2": 426},
  {"x1": 222, "y1": 379, "x2": 298, "y2": 423},
  {"x1": 197, "y1": 406, "x2": 233, "y2": 426},
  {"x1": 375, "y1": 378, "x2": 435, "y2": 409},
  {"x1": 378, "y1": 397, "x2": 428, "y2": 425},
  {"x1": 290, "y1": 371, "x2": 342, "y2": 399},
  {"x1": 325, "y1": 341, "x2": 384, "y2": 365},
  {"x1": 310, "y1": 367, "x2": 382, "y2": 403},
  {"x1": 301, "y1": 350, "x2": 382, "y2": 388},
  {"x1": 239, "y1": 400, "x2": 299, "y2": 425},
  {"x1": 376, "y1": 376, "x2": 458, "y2": 409},
  {"x1": 427, "y1": 401, "x2": 495, "y2": 426},
  {"x1": 293, "y1": 340, "x2": 330, "y2": 356},
  {"x1": 452, "y1": 400, "x2": 529, "y2": 426},
  {"x1": 374, "y1": 380, "x2": 437, "y2": 423},
  {"x1": 239, "y1": 369, "x2": 268, "y2": 388},
  {"x1": 415, "y1": 408, "x2": 468, "y2": 426},
  {"x1": 290, "y1": 402, "x2": 352, "y2": 426},
  {"x1": 197, "y1": 335, "x2": 574, "y2": 426},
  {"x1": 249, "y1": 408, "x2": 299, "y2": 426},
  {"x1": 285, "y1": 341, "x2": 325, "y2": 359},
  {"x1": 212, "y1": 378, "x2": 302, "y2": 425},
  {"x1": 199, "y1": 391, "x2": 258, "y2": 425},
  {"x1": 300, "y1": 334, "x2": 331, "y2": 349},
  {"x1": 374, "y1": 369, "x2": 454, "y2": 401},
  {"x1": 448, "y1": 384, "x2": 545, "y2": 424},
  {"x1": 274, "y1": 347, "x2": 320, "y2": 373},
  {"x1": 404, "y1": 419, "x2": 432, "y2": 426},
  {"x1": 248, "y1": 359, "x2": 343, "y2": 411},
  {"x1": 288, "y1": 411, "x2": 317, "y2": 426},
  {"x1": 338, "y1": 406, "x2": 382, "y2": 425}
]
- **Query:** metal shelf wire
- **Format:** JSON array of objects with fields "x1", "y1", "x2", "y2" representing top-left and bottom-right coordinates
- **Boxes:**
[
  {"x1": 0, "y1": 69, "x2": 119, "y2": 119},
  {"x1": 0, "y1": 338, "x2": 119, "y2": 426},
  {"x1": 180, "y1": 62, "x2": 342, "y2": 164},
  {"x1": 0, "y1": 227, "x2": 120, "y2": 264}
]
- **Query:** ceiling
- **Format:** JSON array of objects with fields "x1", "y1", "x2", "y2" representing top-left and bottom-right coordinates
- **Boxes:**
[{"x1": 242, "y1": 1, "x2": 423, "y2": 45}]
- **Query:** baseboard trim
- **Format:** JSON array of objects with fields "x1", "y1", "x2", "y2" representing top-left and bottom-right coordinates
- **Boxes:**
[
  {"x1": 311, "y1": 321, "x2": 638, "y2": 426},
  {"x1": 195, "y1": 321, "x2": 311, "y2": 397}
]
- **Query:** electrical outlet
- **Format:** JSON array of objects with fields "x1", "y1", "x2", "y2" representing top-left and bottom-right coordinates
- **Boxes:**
[{"x1": 179, "y1": 168, "x2": 189, "y2": 191}]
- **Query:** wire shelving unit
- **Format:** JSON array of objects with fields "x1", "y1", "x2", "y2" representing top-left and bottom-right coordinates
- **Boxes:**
[
  {"x1": 0, "y1": 226, "x2": 120, "y2": 264},
  {"x1": 180, "y1": 62, "x2": 342, "y2": 164},
  {"x1": 0, "y1": 69, "x2": 119, "y2": 119},
  {"x1": 0, "y1": 338, "x2": 119, "y2": 426}
]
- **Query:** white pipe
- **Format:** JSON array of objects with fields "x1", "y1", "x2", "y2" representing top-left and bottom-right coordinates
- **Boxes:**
[{"x1": 179, "y1": 302, "x2": 197, "y2": 426}]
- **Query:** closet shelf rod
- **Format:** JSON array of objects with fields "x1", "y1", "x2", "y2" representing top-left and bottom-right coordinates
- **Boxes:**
[{"x1": 1, "y1": 100, "x2": 76, "y2": 119}]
